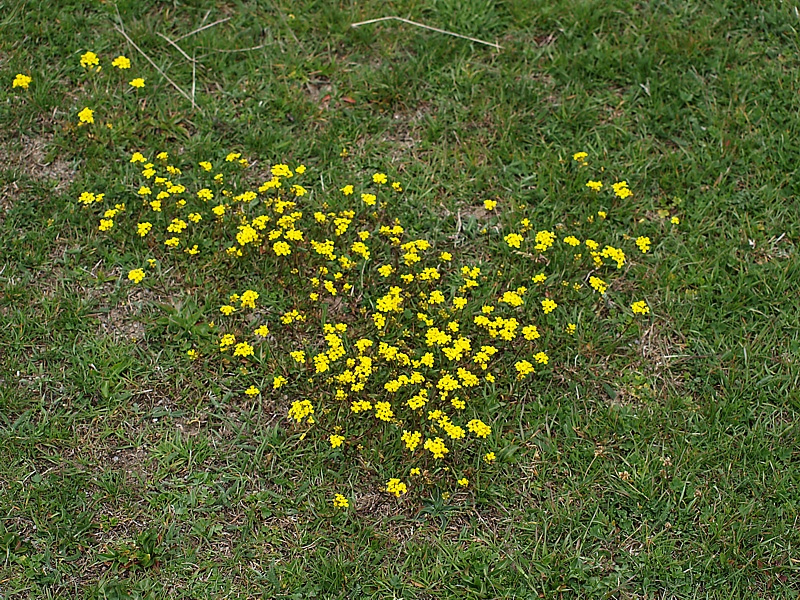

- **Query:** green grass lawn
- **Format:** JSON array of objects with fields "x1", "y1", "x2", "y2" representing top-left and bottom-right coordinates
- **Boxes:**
[{"x1": 1, "y1": 0, "x2": 799, "y2": 598}]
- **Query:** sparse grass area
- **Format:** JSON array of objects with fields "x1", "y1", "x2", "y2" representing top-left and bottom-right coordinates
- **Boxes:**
[{"x1": 1, "y1": 0, "x2": 799, "y2": 598}]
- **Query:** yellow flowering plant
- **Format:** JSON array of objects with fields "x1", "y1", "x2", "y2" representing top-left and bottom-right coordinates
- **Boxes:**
[{"x1": 77, "y1": 147, "x2": 659, "y2": 498}]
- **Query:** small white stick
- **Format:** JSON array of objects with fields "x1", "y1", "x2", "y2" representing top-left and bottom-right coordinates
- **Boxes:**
[
  {"x1": 156, "y1": 31, "x2": 196, "y2": 63},
  {"x1": 174, "y1": 17, "x2": 232, "y2": 42},
  {"x1": 207, "y1": 43, "x2": 271, "y2": 54},
  {"x1": 351, "y1": 16, "x2": 502, "y2": 50},
  {"x1": 192, "y1": 48, "x2": 197, "y2": 105}
]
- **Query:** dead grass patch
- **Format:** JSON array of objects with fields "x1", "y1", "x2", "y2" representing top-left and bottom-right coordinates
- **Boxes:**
[{"x1": 0, "y1": 133, "x2": 75, "y2": 192}]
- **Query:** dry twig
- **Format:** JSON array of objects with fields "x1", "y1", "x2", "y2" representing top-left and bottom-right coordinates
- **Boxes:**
[
  {"x1": 207, "y1": 43, "x2": 272, "y2": 54},
  {"x1": 113, "y1": 11, "x2": 197, "y2": 110},
  {"x1": 156, "y1": 31, "x2": 196, "y2": 63},
  {"x1": 351, "y1": 16, "x2": 502, "y2": 50},
  {"x1": 173, "y1": 17, "x2": 231, "y2": 42},
  {"x1": 114, "y1": 24, "x2": 197, "y2": 109},
  {"x1": 191, "y1": 48, "x2": 197, "y2": 106}
]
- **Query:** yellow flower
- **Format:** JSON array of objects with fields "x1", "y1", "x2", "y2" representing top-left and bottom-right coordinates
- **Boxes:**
[
  {"x1": 80, "y1": 51, "x2": 99, "y2": 69},
  {"x1": 111, "y1": 55, "x2": 131, "y2": 69},
  {"x1": 586, "y1": 180, "x2": 603, "y2": 192},
  {"x1": 374, "y1": 401, "x2": 394, "y2": 421},
  {"x1": 273, "y1": 241, "x2": 291, "y2": 256},
  {"x1": 484, "y1": 452, "x2": 496, "y2": 463},
  {"x1": 467, "y1": 419, "x2": 491, "y2": 438},
  {"x1": 504, "y1": 233, "x2": 523, "y2": 248},
  {"x1": 573, "y1": 151, "x2": 588, "y2": 162},
  {"x1": 386, "y1": 478, "x2": 408, "y2": 497},
  {"x1": 534, "y1": 230, "x2": 556, "y2": 252},
  {"x1": 522, "y1": 325, "x2": 540, "y2": 340},
  {"x1": 484, "y1": 199, "x2": 497, "y2": 210},
  {"x1": 271, "y1": 164, "x2": 293, "y2": 178},
  {"x1": 167, "y1": 218, "x2": 187, "y2": 234},
  {"x1": 78, "y1": 107, "x2": 94, "y2": 124},
  {"x1": 541, "y1": 299, "x2": 557, "y2": 314},
  {"x1": 129, "y1": 78, "x2": 145, "y2": 88},
  {"x1": 340, "y1": 185, "x2": 354, "y2": 195},
  {"x1": 288, "y1": 399, "x2": 313, "y2": 421},
  {"x1": 589, "y1": 276, "x2": 608, "y2": 295},
  {"x1": 12, "y1": 74, "x2": 32, "y2": 89},
  {"x1": 245, "y1": 386, "x2": 260, "y2": 396},
  {"x1": 401, "y1": 430, "x2": 422, "y2": 451},
  {"x1": 127, "y1": 268, "x2": 145, "y2": 283},
  {"x1": 515, "y1": 360, "x2": 535, "y2": 377},
  {"x1": 632, "y1": 300, "x2": 650, "y2": 315},
  {"x1": 373, "y1": 173, "x2": 388, "y2": 184},
  {"x1": 333, "y1": 494, "x2": 349, "y2": 508},
  {"x1": 613, "y1": 181, "x2": 632, "y2": 199},
  {"x1": 458, "y1": 478, "x2": 469, "y2": 487},
  {"x1": 423, "y1": 437, "x2": 449, "y2": 459},
  {"x1": 330, "y1": 434, "x2": 345, "y2": 448},
  {"x1": 240, "y1": 289, "x2": 259, "y2": 309},
  {"x1": 233, "y1": 342, "x2": 254, "y2": 357}
]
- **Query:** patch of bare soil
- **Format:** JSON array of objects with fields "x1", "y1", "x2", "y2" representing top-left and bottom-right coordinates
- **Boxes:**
[
  {"x1": 2, "y1": 133, "x2": 75, "y2": 189},
  {"x1": 96, "y1": 306, "x2": 147, "y2": 343},
  {"x1": 380, "y1": 102, "x2": 434, "y2": 162},
  {"x1": 59, "y1": 264, "x2": 171, "y2": 344},
  {"x1": 0, "y1": 133, "x2": 75, "y2": 212}
]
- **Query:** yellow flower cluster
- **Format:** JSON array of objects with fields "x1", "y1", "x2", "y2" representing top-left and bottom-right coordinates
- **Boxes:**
[
  {"x1": 12, "y1": 74, "x2": 32, "y2": 89},
  {"x1": 76, "y1": 146, "x2": 660, "y2": 496},
  {"x1": 288, "y1": 400, "x2": 314, "y2": 423},
  {"x1": 386, "y1": 478, "x2": 408, "y2": 497}
]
